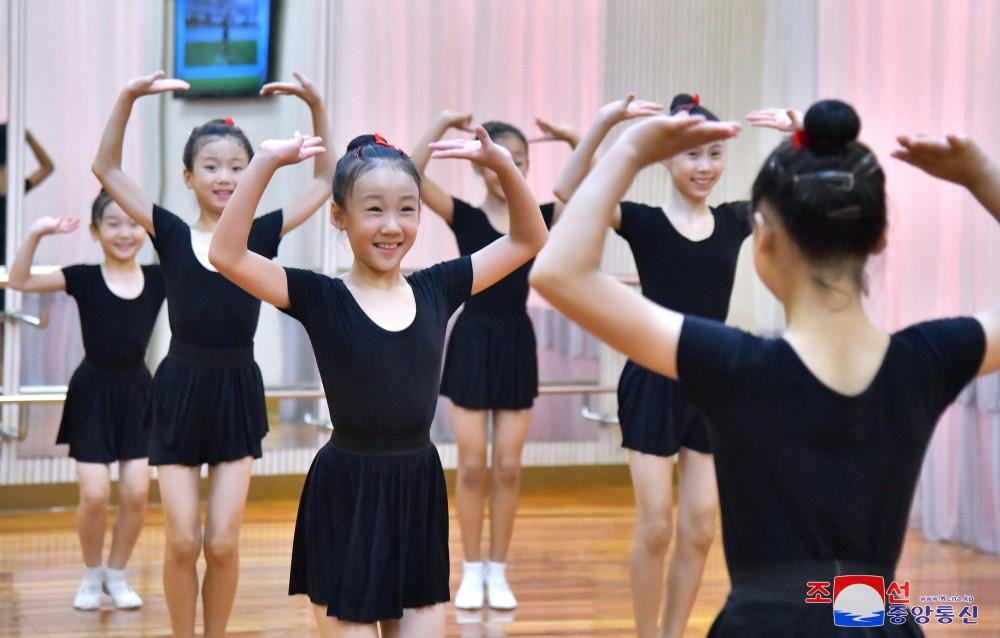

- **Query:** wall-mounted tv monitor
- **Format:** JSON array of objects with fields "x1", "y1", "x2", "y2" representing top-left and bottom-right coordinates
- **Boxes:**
[{"x1": 175, "y1": 0, "x2": 274, "y2": 97}]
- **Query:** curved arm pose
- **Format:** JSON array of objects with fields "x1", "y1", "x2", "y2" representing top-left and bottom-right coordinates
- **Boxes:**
[
  {"x1": 211, "y1": 127, "x2": 544, "y2": 637},
  {"x1": 92, "y1": 69, "x2": 333, "y2": 638},
  {"x1": 533, "y1": 102, "x2": 998, "y2": 636}
]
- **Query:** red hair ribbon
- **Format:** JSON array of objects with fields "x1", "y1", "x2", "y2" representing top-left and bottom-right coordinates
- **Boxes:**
[
  {"x1": 791, "y1": 129, "x2": 810, "y2": 150},
  {"x1": 356, "y1": 133, "x2": 405, "y2": 158},
  {"x1": 223, "y1": 117, "x2": 235, "y2": 127},
  {"x1": 692, "y1": 93, "x2": 700, "y2": 106}
]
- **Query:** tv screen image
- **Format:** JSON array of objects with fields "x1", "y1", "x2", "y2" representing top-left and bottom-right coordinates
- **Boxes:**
[{"x1": 175, "y1": 0, "x2": 273, "y2": 97}]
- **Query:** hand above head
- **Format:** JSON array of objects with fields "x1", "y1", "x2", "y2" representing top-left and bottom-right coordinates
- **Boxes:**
[
  {"x1": 745, "y1": 108, "x2": 803, "y2": 133},
  {"x1": 429, "y1": 125, "x2": 512, "y2": 171},
  {"x1": 892, "y1": 134, "x2": 995, "y2": 189},
  {"x1": 532, "y1": 117, "x2": 579, "y2": 144},
  {"x1": 258, "y1": 132, "x2": 326, "y2": 168},
  {"x1": 598, "y1": 93, "x2": 665, "y2": 127},
  {"x1": 124, "y1": 70, "x2": 190, "y2": 99},
  {"x1": 616, "y1": 113, "x2": 741, "y2": 167},
  {"x1": 30, "y1": 216, "x2": 80, "y2": 236},
  {"x1": 436, "y1": 110, "x2": 475, "y2": 133},
  {"x1": 260, "y1": 71, "x2": 322, "y2": 106}
]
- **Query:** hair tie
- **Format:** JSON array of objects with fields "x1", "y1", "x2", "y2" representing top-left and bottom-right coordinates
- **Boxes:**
[
  {"x1": 791, "y1": 129, "x2": 810, "y2": 150},
  {"x1": 223, "y1": 117, "x2": 235, "y2": 127},
  {"x1": 355, "y1": 133, "x2": 408, "y2": 159}
]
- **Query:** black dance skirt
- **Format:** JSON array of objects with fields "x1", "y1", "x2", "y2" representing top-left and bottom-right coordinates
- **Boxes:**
[
  {"x1": 440, "y1": 311, "x2": 538, "y2": 410},
  {"x1": 57, "y1": 358, "x2": 151, "y2": 464},
  {"x1": 289, "y1": 435, "x2": 450, "y2": 623},
  {"x1": 709, "y1": 561, "x2": 925, "y2": 637},
  {"x1": 147, "y1": 339, "x2": 268, "y2": 466},
  {"x1": 618, "y1": 360, "x2": 711, "y2": 456}
]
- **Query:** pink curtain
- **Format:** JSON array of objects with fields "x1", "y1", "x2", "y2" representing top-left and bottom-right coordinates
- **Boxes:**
[{"x1": 818, "y1": 0, "x2": 1000, "y2": 552}]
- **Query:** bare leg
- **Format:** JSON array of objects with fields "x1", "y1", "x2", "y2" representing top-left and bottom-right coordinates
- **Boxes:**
[
  {"x1": 75, "y1": 462, "x2": 111, "y2": 567},
  {"x1": 158, "y1": 464, "x2": 203, "y2": 638},
  {"x1": 107, "y1": 458, "x2": 150, "y2": 569},
  {"x1": 453, "y1": 405, "x2": 489, "y2": 561},
  {"x1": 382, "y1": 603, "x2": 446, "y2": 638},
  {"x1": 627, "y1": 450, "x2": 675, "y2": 638},
  {"x1": 202, "y1": 457, "x2": 252, "y2": 638},
  {"x1": 311, "y1": 604, "x2": 380, "y2": 638},
  {"x1": 660, "y1": 448, "x2": 718, "y2": 638},
  {"x1": 487, "y1": 408, "x2": 532, "y2": 562}
]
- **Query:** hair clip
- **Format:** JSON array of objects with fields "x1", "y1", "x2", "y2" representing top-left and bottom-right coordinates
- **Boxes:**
[
  {"x1": 791, "y1": 129, "x2": 810, "y2": 150},
  {"x1": 792, "y1": 170, "x2": 855, "y2": 191},
  {"x1": 224, "y1": 117, "x2": 235, "y2": 127},
  {"x1": 692, "y1": 93, "x2": 700, "y2": 106}
]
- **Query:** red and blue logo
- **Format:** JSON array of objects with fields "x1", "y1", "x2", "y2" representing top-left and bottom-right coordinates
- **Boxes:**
[{"x1": 833, "y1": 575, "x2": 886, "y2": 627}]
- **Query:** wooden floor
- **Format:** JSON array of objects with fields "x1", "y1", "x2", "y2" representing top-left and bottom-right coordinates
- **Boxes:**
[{"x1": 0, "y1": 483, "x2": 997, "y2": 637}]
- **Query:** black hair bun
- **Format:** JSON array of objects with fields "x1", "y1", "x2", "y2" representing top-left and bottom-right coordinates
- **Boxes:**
[
  {"x1": 669, "y1": 93, "x2": 697, "y2": 113},
  {"x1": 803, "y1": 100, "x2": 860, "y2": 153},
  {"x1": 346, "y1": 134, "x2": 377, "y2": 152}
]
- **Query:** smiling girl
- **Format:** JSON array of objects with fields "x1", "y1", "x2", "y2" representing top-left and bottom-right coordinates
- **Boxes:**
[
  {"x1": 8, "y1": 190, "x2": 165, "y2": 612},
  {"x1": 91, "y1": 70, "x2": 334, "y2": 638}
]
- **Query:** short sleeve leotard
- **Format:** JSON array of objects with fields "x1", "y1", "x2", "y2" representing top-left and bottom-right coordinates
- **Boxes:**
[
  {"x1": 614, "y1": 200, "x2": 752, "y2": 456},
  {"x1": 146, "y1": 204, "x2": 283, "y2": 466},
  {"x1": 676, "y1": 315, "x2": 986, "y2": 636},
  {"x1": 280, "y1": 257, "x2": 472, "y2": 623},
  {"x1": 439, "y1": 197, "x2": 555, "y2": 410},
  {"x1": 57, "y1": 264, "x2": 165, "y2": 463}
]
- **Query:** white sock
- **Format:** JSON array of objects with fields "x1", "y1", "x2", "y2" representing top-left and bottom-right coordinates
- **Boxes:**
[
  {"x1": 105, "y1": 567, "x2": 126, "y2": 583},
  {"x1": 82, "y1": 566, "x2": 104, "y2": 583},
  {"x1": 486, "y1": 561, "x2": 507, "y2": 582},
  {"x1": 462, "y1": 561, "x2": 484, "y2": 579}
]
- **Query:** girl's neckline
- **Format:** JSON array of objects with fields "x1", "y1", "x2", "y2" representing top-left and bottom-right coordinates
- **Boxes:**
[
  {"x1": 658, "y1": 205, "x2": 717, "y2": 243},
  {"x1": 335, "y1": 275, "x2": 419, "y2": 334},
  {"x1": 778, "y1": 335, "x2": 894, "y2": 400},
  {"x1": 98, "y1": 263, "x2": 146, "y2": 301}
]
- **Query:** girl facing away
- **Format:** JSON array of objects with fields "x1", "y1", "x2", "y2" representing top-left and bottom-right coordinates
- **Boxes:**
[
  {"x1": 531, "y1": 101, "x2": 999, "y2": 636},
  {"x1": 410, "y1": 111, "x2": 578, "y2": 610},
  {"x1": 92, "y1": 70, "x2": 334, "y2": 638},
  {"x1": 8, "y1": 190, "x2": 164, "y2": 611},
  {"x1": 208, "y1": 127, "x2": 547, "y2": 637}
]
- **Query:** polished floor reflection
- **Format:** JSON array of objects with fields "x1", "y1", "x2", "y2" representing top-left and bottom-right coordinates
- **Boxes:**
[{"x1": 0, "y1": 483, "x2": 997, "y2": 636}]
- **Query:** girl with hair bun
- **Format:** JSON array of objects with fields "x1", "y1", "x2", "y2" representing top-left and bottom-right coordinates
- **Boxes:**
[
  {"x1": 554, "y1": 92, "x2": 788, "y2": 637},
  {"x1": 209, "y1": 127, "x2": 547, "y2": 635},
  {"x1": 8, "y1": 190, "x2": 164, "y2": 612},
  {"x1": 532, "y1": 100, "x2": 1000, "y2": 636},
  {"x1": 92, "y1": 70, "x2": 334, "y2": 638},
  {"x1": 409, "y1": 111, "x2": 578, "y2": 610}
]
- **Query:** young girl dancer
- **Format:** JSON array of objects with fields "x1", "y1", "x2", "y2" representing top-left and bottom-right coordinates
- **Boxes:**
[
  {"x1": 91, "y1": 70, "x2": 333, "y2": 638},
  {"x1": 554, "y1": 93, "x2": 753, "y2": 638},
  {"x1": 410, "y1": 111, "x2": 576, "y2": 609},
  {"x1": 531, "y1": 102, "x2": 999, "y2": 636},
  {"x1": 8, "y1": 190, "x2": 164, "y2": 611},
  {"x1": 209, "y1": 128, "x2": 547, "y2": 636}
]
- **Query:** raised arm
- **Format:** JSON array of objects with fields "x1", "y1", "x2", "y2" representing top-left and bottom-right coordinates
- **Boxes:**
[
  {"x1": 410, "y1": 111, "x2": 473, "y2": 224},
  {"x1": 745, "y1": 107, "x2": 804, "y2": 133},
  {"x1": 210, "y1": 133, "x2": 325, "y2": 309},
  {"x1": 8, "y1": 217, "x2": 81, "y2": 293},
  {"x1": 552, "y1": 94, "x2": 663, "y2": 229},
  {"x1": 532, "y1": 117, "x2": 580, "y2": 224},
  {"x1": 260, "y1": 72, "x2": 335, "y2": 236},
  {"x1": 531, "y1": 115, "x2": 741, "y2": 380},
  {"x1": 430, "y1": 126, "x2": 547, "y2": 294},
  {"x1": 25, "y1": 130, "x2": 55, "y2": 188},
  {"x1": 91, "y1": 71, "x2": 189, "y2": 236},
  {"x1": 893, "y1": 133, "x2": 1000, "y2": 376}
]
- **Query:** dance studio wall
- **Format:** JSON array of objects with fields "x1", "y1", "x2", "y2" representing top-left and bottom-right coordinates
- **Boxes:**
[
  {"x1": 5, "y1": 0, "x2": 1000, "y2": 551},
  {"x1": 815, "y1": 0, "x2": 1000, "y2": 553}
]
